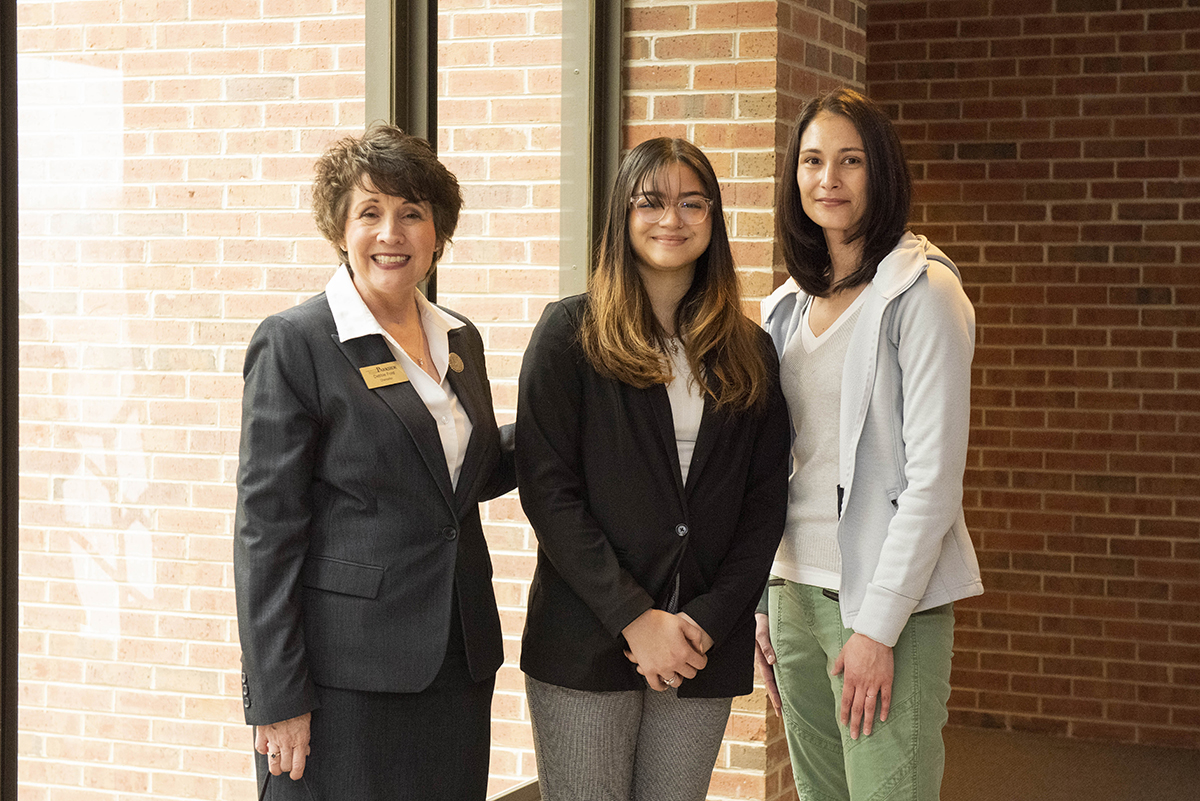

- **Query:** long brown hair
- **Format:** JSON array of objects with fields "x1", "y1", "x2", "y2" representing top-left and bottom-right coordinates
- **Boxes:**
[{"x1": 579, "y1": 138, "x2": 769, "y2": 412}]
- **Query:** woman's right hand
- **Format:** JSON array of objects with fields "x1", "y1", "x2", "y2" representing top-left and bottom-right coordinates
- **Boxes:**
[
  {"x1": 755, "y1": 613, "x2": 782, "y2": 717},
  {"x1": 622, "y1": 609, "x2": 707, "y2": 691},
  {"x1": 255, "y1": 712, "x2": 312, "y2": 780}
]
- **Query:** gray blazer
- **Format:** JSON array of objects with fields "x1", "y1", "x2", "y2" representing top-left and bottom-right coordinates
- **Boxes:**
[{"x1": 234, "y1": 291, "x2": 514, "y2": 726}]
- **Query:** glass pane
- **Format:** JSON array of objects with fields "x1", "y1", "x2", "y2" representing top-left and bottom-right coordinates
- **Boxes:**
[
  {"x1": 17, "y1": 1, "x2": 368, "y2": 796},
  {"x1": 16, "y1": 0, "x2": 558, "y2": 796}
]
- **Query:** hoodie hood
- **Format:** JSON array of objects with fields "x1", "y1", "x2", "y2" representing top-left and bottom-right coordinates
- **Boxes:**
[{"x1": 761, "y1": 232, "x2": 961, "y2": 331}]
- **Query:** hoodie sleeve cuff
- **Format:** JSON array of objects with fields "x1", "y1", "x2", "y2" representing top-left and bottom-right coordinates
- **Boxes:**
[{"x1": 851, "y1": 584, "x2": 919, "y2": 648}]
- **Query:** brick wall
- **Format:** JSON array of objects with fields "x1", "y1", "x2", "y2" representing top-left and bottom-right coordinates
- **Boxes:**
[
  {"x1": 776, "y1": 0, "x2": 867, "y2": 135},
  {"x1": 867, "y1": 0, "x2": 1200, "y2": 748}
]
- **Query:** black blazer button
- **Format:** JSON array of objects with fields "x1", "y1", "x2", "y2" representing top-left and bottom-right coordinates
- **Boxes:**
[
  {"x1": 675, "y1": 523, "x2": 689, "y2": 537},
  {"x1": 442, "y1": 526, "x2": 458, "y2": 540}
]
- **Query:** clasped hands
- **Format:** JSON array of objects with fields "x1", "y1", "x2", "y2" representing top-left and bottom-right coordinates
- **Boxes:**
[{"x1": 622, "y1": 609, "x2": 713, "y2": 691}]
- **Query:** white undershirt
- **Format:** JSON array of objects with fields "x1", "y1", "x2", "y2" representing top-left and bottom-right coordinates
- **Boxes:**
[
  {"x1": 665, "y1": 339, "x2": 704, "y2": 485},
  {"x1": 773, "y1": 290, "x2": 868, "y2": 589},
  {"x1": 325, "y1": 266, "x2": 473, "y2": 489}
]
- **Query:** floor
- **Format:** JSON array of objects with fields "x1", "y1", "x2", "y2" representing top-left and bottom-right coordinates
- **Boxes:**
[
  {"x1": 943, "y1": 725, "x2": 1200, "y2": 801},
  {"x1": 488, "y1": 726, "x2": 1200, "y2": 801}
]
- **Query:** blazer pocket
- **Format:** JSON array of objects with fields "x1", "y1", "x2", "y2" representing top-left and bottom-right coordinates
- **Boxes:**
[{"x1": 300, "y1": 555, "x2": 384, "y2": 599}]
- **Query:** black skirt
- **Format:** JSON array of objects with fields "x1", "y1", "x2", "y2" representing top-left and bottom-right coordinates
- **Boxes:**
[{"x1": 255, "y1": 611, "x2": 495, "y2": 801}]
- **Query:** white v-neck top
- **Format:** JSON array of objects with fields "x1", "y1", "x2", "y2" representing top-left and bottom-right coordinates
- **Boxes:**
[{"x1": 773, "y1": 291, "x2": 867, "y2": 589}]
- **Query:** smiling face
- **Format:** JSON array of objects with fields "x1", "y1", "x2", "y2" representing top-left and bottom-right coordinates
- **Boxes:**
[
  {"x1": 628, "y1": 162, "x2": 713, "y2": 285},
  {"x1": 797, "y1": 111, "x2": 868, "y2": 245},
  {"x1": 340, "y1": 178, "x2": 439, "y2": 307}
]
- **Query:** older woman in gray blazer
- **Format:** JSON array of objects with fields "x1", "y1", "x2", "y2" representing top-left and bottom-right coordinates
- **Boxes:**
[{"x1": 234, "y1": 124, "x2": 514, "y2": 800}]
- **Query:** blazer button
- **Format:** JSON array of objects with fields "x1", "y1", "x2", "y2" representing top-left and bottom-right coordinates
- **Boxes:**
[
  {"x1": 675, "y1": 524, "x2": 689, "y2": 537},
  {"x1": 442, "y1": 526, "x2": 458, "y2": 541}
]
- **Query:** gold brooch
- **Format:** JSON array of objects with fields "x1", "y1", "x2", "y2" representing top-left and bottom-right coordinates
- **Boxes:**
[{"x1": 448, "y1": 352, "x2": 464, "y2": 373}]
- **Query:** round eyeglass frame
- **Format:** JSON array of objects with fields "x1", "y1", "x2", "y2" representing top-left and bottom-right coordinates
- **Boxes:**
[{"x1": 629, "y1": 196, "x2": 713, "y2": 225}]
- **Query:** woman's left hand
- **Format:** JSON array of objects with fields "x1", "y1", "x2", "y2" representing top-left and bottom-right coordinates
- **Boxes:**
[
  {"x1": 832, "y1": 632, "x2": 893, "y2": 740},
  {"x1": 254, "y1": 713, "x2": 312, "y2": 780}
]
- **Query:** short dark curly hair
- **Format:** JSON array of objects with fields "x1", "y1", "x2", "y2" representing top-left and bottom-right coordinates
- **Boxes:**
[{"x1": 312, "y1": 124, "x2": 463, "y2": 273}]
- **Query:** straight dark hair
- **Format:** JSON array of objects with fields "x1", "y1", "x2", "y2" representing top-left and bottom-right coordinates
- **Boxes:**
[
  {"x1": 776, "y1": 88, "x2": 912, "y2": 296},
  {"x1": 579, "y1": 138, "x2": 769, "y2": 412}
]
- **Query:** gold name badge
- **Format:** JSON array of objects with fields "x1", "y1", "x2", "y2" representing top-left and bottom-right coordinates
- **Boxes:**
[{"x1": 359, "y1": 361, "x2": 408, "y2": 389}]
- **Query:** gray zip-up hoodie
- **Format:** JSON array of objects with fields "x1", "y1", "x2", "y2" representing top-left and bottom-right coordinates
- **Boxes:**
[{"x1": 763, "y1": 232, "x2": 984, "y2": 647}]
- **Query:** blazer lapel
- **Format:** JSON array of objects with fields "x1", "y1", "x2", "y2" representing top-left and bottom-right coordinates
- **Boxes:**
[
  {"x1": 646, "y1": 384, "x2": 687, "y2": 503},
  {"x1": 684, "y1": 394, "x2": 720, "y2": 495},
  {"x1": 444, "y1": 327, "x2": 489, "y2": 510},
  {"x1": 651, "y1": 357, "x2": 721, "y2": 498},
  {"x1": 332, "y1": 332, "x2": 457, "y2": 511}
]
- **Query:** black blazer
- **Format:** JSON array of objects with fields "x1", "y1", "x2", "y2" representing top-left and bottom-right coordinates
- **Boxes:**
[
  {"x1": 234, "y1": 291, "x2": 514, "y2": 726},
  {"x1": 516, "y1": 295, "x2": 789, "y2": 698}
]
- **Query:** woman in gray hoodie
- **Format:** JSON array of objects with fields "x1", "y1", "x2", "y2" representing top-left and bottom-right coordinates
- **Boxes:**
[{"x1": 757, "y1": 88, "x2": 983, "y2": 801}]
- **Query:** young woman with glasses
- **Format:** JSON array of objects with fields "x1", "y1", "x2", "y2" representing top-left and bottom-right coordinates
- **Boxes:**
[{"x1": 515, "y1": 137, "x2": 790, "y2": 801}]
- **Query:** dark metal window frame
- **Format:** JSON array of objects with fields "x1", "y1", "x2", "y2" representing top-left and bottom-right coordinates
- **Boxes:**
[
  {"x1": 364, "y1": 0, "x2": 439, "y2": 299},
  {"x1": 364, "y1": 0, "x2": 620, "y2": 301},
  {"x1": 1, "y1": 0, "x2": 19, "y2": 793},
  {"x1": 559, "y1": 0, "x2": 622, "y2": 297}
]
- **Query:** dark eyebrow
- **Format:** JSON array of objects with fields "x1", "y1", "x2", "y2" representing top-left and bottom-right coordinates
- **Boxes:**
[
  {"x1": 636, "y1": 189, "x2": 708, "y2": 199},
  {"x1": 800, "y1": 146, "x2": 865, "y2": 155}
]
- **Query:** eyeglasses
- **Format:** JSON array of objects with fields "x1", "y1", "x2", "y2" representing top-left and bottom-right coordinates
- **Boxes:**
[{"x1": 629, "y1": 195, "x2": 713, "y2": 225}]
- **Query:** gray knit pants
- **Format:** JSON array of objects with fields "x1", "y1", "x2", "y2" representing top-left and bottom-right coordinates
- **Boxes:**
[{"x1": 525, "y1": 674, "x2": 733, "y2": 801}]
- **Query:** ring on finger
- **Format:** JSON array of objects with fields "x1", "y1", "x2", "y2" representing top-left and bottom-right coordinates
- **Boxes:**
[
  {"x1": 663, "y1": 676, "x2": 676, "y2": 687},
  {"x1": 269, "y1": 752, "x2": 280, "y2": 759}
]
